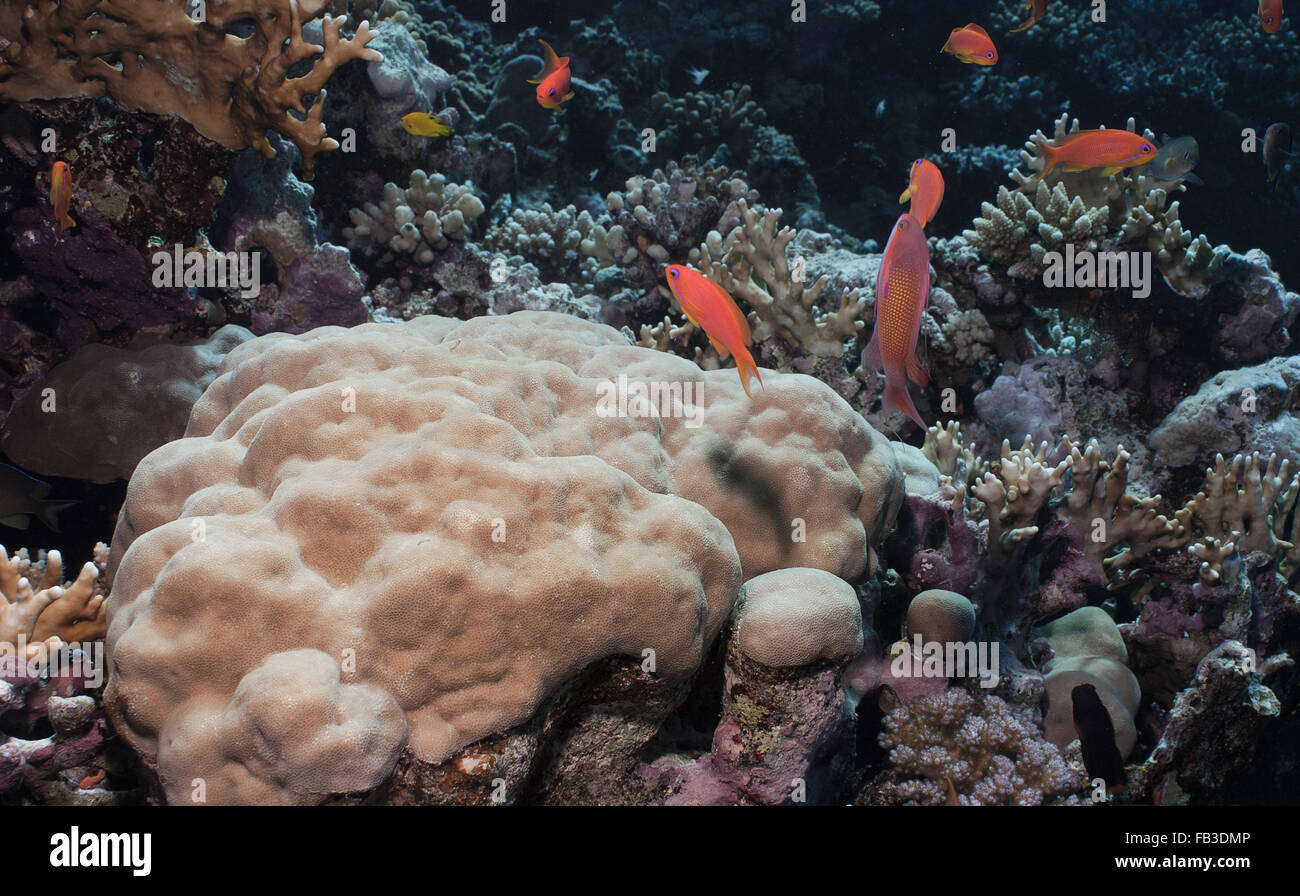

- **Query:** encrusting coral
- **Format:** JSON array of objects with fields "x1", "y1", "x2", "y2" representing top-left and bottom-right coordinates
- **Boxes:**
[
  {"x1": 103, "y1": 310, "x2": 903, "y2": 804},
  {"x1": 0, "y1": 0, "x2": 381, "y2": 178}
]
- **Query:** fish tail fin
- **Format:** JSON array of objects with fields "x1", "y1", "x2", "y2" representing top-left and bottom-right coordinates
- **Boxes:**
[
  {"x1": 906, "y1": 352, "x2": 929, "y2": 388},
  {"x1": 735, "y1": 348, "x2": 763, "y2": 399},
  {"x1": 1030, "y1": 137, "x2": 1057, "y2": 180},
  {"x1": 861, "y1": 329, "x2": 884, "y2": 373},
  {"x1": 882, "y1": 376, "x2": 926, "y2": 430},
  {"x1": 38, "y1": 499, "x2": 76, "y2": 533}
]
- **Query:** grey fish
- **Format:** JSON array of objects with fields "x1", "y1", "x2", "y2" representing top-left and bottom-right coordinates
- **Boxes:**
[
  {"x1": 1137, "y1": 135, "x2": 1201, "y2": 184},
  {"x1": 1265, "y1": 123, "x2": 1291, "y2": 184},
  {"x1": 0, "y1": 463, "x2": 75, "y2": 531}
]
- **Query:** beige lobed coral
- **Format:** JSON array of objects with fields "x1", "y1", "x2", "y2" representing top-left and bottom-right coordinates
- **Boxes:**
[
  {"x1": 104, "y1": 310, "x2": 903, "y2": 804},
  {"x1": 1, "y1": 544, "x2": 107, "y2": 655},
  {"x1": 734, "y1": 568, "x2": 863, "y2": 668},
  {"x1": 1, "y1": 325, "x2": 253, "y2": 484},
  {"x1": 343, "y1": 170, "x2": 485, "y2": 265},
  {"x1": 0, "y1": 0, "x2": 380, "y2": 178}
]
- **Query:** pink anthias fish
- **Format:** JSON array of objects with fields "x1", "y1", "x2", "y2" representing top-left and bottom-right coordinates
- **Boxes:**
[{"x1": 862, "y1": 213, "x2": 931, "y2": 429}]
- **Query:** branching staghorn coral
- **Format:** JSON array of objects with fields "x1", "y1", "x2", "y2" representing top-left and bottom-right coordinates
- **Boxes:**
[
  {"x1": 970, "y1": 438, "x2": 1067, "y2": 561},
  {"x1": 699, "y1": 199, "x2": 867, "y2": 358},
  {"x1": 343, "y1": 170, "x2": 484, "y2": 266},
  {"x1": 1060, "y1": 440, "x2": 1187, "y2": 579},
  {"x1": 481, "y1": 203, "x2": 607, "y2": 285},
  {"x1": 1175, "y1": 453, "x2": 1296, "y2": 583},
  {"x1": 601, "y1": 159, "x2": 758, "y2": 268},
  {"x1": 966, "y1": 113, "x2": 1228, "y2": 296},
  {"x1": 922, "y1": 421, "x2": 982, "y2": 488},
  {"x1": 0, "y1": 0, "x2": 381, "y2": 178},
  {"x1": 878, "y1": 688, "x2": 1083, "y2": 806},
  {"x1": 1, "y1": 545, "x2": 107, "y2": 655}
]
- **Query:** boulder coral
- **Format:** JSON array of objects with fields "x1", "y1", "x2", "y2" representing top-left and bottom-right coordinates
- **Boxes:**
[{"x1": 103, "y1": 310, "x2": 903, "y2": 804}]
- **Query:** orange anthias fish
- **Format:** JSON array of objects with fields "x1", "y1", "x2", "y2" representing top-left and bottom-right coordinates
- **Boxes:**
[
  {"x1": 1010, "y1": 0, "x2": 1048, "y2": 32},
  {"x1": 899, "y1": 159, "x2": 945, "y2": 228},
  {"x1": 1259, "y1": 0, "x2": 1284, "y2": 33},
  {"x1": 528, "y1": 39, "x2": 574, "y2": 111},
  {"x1": 665, "y1": 264, "x2": 763, "y2": 397},
  {"x1": 940, "y1": 24, "x2": 998, "y2": 65},
  {"x1": 1026, "y1": 129, "x2": 1158, "y2": 185},
  {"x1": 50, "y1": 161, "x2": 74, "y2": 231},
  {"x1": 864, "y1": 214, "x2": 930, "y2": 429},
  {"x1": 77, "y1": 768, "x2": 106, "y2": 790}
]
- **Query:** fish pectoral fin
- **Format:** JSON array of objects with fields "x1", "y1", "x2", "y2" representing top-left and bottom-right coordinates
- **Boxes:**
[
  {"x1": 562, "y1": 91, "x2": 575, "y2": 101},
  {"x1": 899, "y1": 187, "x2": 913, "y2": 203},
  {"x1": 709, "y1": 336, "x2": 732, "y2": 360},
  {"x1": 1098, "y1": 166, "x2": 1124, "y2": 177},
  {"x1": 906, "y1": 354, "x2": 929, "y2": 388}
]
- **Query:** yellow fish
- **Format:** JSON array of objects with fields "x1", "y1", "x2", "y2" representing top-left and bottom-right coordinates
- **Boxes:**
[{"x1": 401, "y1": 112, "x2": 452, "y2": 138}]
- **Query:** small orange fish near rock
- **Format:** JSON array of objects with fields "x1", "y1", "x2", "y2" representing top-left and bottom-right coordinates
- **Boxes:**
[
  {"x1": 1024, "y1": 128, "x2": 1158, "y2": 187},
  {"x1": 941, "y1": 24, "x2": 998, "y2": 65},
  {"x1": 1259, "y1": 0, "x2": 1284, "y2": 33},
  {"x1": 528, "y1": 39, "x2": 574, "y2": 111},
  {"x1": 1010, "y1": 0, "x2": 1048, "y2": 32},
  {"x1": 665, "y1": 264, "x2": 763, "y2": 398},
  {"x1": 77, "y1": 768, "x2": 106, "y2": 790},
  {"x1": 50, "y1": 161, "x2": 75, "y2": 232}
]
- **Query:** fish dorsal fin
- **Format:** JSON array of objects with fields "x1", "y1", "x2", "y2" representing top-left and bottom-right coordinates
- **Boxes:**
[
  {"x1": 528, "y1": 39, "x2": 566, "y2": 83},
  {"x1": 1054, "y1": 129, "x2": 1109, "y2": 146},
  {"x1": 964, "y1": 23, "x2": 990, "y2": 37}
]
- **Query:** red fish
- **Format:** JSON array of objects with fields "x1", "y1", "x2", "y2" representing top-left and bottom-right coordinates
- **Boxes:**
[
  {"x1": 941, "y1": 24, "x2": 998, "y2": 65},
  {"x1": 528, "y1": 39, "x2": 574, "y2": 111},
  {"x1": 50, "y1": 161, "x2": 74, "y2": 231},
  {"x1": 665, "y1": 264, "x2": 763, "y2": 397},
  {"x1": 1259, "y1": 0, "x2": 1284, "y2": 33},
  {"x1": 1026, "y1": 129, "x2": 1157, "y2": 185},
  {"x1": 863, "y1": 214, "x2": 930, "y2": 429},
  {"x1": 1010, "y1": 0, "x2": 1048, "y2": 32},
  {"x1": 77, "y1": 768, "x2": 106, "y2": 789},
  {"x1": 899, "y1": 159, "x2": 945, "y2": 229}
]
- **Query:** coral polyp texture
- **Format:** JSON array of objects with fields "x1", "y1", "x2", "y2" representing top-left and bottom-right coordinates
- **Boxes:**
[
  {"x1": 102, "y1": 311, "x2": 903, "y2": 804},
  {"x1": 0, "y1": 0, "x2": 380, "y2": 177}
]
